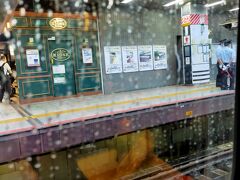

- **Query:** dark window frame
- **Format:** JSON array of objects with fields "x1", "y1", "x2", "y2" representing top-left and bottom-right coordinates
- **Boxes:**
[{"x1": 232, "y1": 8, "x2": 240, "y2": 180}]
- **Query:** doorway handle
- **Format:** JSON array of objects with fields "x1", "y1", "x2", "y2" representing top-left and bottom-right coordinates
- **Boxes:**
[{"x1": 50, "y1": 56, "x2": 54, "y2": 64}]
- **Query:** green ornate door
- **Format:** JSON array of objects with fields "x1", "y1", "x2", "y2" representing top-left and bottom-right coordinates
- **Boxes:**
[{"x1": 48, "y1": 38, "x2": 76, "y2": 97}]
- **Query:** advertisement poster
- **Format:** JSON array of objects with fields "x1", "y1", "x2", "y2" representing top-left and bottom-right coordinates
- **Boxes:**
[
  {"x1": 138, "y1": 45, "x2": 153, "y2": 71},
  {"x1": 52, "y1": 64, "x2": 65, "y2": 74},
  {"x1": 104, "y1": 46, "x2": 122, "y2": 74},
  {"x1": 53, "y1": 76, "x2": 66, "y2": 84},
  {"x1": 122, "y1": 46, "x2": 138, "y2": 72},
  {"x1": 82, "y1": 48, "x2": 93, "y2": 64},
  {"x1": 52, "y1": 65, "x2": 66, "y2": 84},
  {"x1": 183, "y1": 36, "x2": 190, "y2": 45},
  {"x1": 26, "y1": 49, "x2": 40, "y2": 67},
  {"x1": 190, "y1": 25, "x2": 209, "y2": 44},
  {"x1": 153, "y1": 45, "x2": 168, "y2": 70}
]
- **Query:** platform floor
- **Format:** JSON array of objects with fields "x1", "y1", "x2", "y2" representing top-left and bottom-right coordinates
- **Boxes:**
[{"x1": 0, "y1": 83, "x2": 234, "y2": 136}]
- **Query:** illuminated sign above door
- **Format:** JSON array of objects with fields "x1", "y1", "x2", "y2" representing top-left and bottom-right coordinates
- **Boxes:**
[
  {"x1": 51, "y1": 48, "x2": 71, "y2": 61},
  {"x1": 49, "y1": 18, "x2": 67, "y2": 29}
]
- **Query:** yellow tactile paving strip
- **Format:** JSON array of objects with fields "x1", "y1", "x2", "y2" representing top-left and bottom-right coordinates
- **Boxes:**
[{"x1": 0, "y1": 85, "x2": 234, "y2": 126}]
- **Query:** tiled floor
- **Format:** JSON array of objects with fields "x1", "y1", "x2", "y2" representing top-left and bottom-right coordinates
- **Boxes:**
[{"x1": 0, "y1": 84, "x2": 234, "y2": 136}]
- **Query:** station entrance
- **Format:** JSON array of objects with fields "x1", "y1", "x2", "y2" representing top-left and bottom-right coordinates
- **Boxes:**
[
  {"x1": 8, "y1": 11, "x2": 102, "y2": 103},
  {"x1": 48, "y1": 38, "x2": 76, "y2": 97}
]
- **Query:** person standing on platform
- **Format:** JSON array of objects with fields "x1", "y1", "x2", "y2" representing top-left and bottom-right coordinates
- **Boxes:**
[
  {"x1": 216, "y1": 40, "x2": 234, "y2": 90},
  {"x1": 223, "y1": 40, "x2": 235, "y2": 90},
  {"x1": 0, "y1": 54, "x2": 13, "y2": 103},
  {"x1": 215, "y1": 39, "x2": 226, "y2": 88}
]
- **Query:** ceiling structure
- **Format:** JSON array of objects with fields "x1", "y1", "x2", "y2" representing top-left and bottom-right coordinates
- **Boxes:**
[
  {"x1": 0, "y1": 0, "x2": 18, "y2": 35},
  {"x1": 0, "y1": 0, "x2": 239, "y2": 36},
  {"x1": 124, "y1": 0, "x2": 239, "y2": 11}
]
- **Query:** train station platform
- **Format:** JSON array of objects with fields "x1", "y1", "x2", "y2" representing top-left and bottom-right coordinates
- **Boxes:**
[
  {"x1": 0, "y1": 83, "x2": 235, "y2": 163},
  {"x1": 0, "y1": 83, "x2": 234, "y2": 136}
]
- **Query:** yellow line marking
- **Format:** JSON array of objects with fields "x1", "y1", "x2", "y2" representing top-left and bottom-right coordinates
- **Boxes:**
[{"x1": 0, "y1": 86, "x2": 219, "y2": 125}]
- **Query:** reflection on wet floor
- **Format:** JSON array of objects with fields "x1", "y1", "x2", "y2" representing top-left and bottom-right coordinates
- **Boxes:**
[
  {"x1": 0, "y1": 110, "x2": 233, "y2": 180},
  {"x1": 76, "y1": 130, "x2": 168, "y2": 180},
  {"x1": 0, "y1": 130, "x2": 176, "y2": 180}
]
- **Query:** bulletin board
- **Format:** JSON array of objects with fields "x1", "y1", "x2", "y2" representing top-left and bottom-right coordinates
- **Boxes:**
[
  {"x1": 25, "y1": 49, "x2": 41, "y2": 67},
  {"x1": 82, "y1": 48, "x2": 93, "y2": 64}
]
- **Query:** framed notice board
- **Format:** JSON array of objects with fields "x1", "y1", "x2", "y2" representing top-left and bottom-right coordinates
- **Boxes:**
[{"x1": 25, "y1": 49, "x2": 41, "y2": 67}]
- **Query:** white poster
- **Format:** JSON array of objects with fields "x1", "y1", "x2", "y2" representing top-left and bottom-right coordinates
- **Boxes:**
[
  {"x1": 122, "y1": 46, "x2": 138, "y2": 72},
  {"x1": 104, "y1": 46, "x2": 122, "y2": 74},
  {"x1": 183, "y1": 36, "x2": 190, "y2": 45},
  {"x1": 138, "y1": 45, "x2": 153, "y2": 71},
  {"x1": 26, "y1": 49, "x2": 40, "y2": 67},
  {"x1": 52, "y1": 65, "x2": 65, "y2": 74},
  {"x1": 82, "y1": 48, "x2": 93, "y2": 64},
  {"x1": 54, "y1": 77, "x2": 66, "y2": 84},
  {"x1": 191, "y1": 45, "x2": 209, "y2": 65},
  {"x1": 190, "y1": 25, "x2": 209, "y2": 44},
  {"x1": 153, "y1": 45, "x2": 168, "y2": 70}
]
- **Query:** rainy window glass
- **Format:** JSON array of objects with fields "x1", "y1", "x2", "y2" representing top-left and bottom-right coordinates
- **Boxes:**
[{"x1": 0, "y1": 0, "x2": 238, "y2": 179}]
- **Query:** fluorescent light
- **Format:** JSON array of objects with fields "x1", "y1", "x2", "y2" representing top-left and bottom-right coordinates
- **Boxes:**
[
  {"x1": 163, "y1": 0, "x2": 184, "y2": 7},
  {"x1": 229, "y1": 7, "x2": 239, "y2": 12},
  {"x1": 121, "y1": 0, "x2": 134, "y2": 3},
  {"x1": 6, "y1": 22, "x2": 11, "y2": 29},
  {"x1": 205, "y1": 0, "x2": 225, "y2": 8}
]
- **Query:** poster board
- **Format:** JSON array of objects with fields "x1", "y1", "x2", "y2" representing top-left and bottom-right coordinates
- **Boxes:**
[
  {"x1": 52, "y1": 65, "x2": 66, "y2": 84},
  {"x1": 190, "y1": 25, "x2": 209, "y2": 44},
  {"x1": 26, "y1": 49, "x2": 40, "y2": 67},
  {"x1": 82, "y1": 48, "x2": 93, "y2": 64},
  {"x1": 122, "y1": 46, "x2": 138, "y2": 72},
  {"x1": 138, "y1": 45, "x2": 153, "y2": 71},
  {"x1": 52, "y1": 64, "x2": 65, "y2": 74},
  {"x1": 153, "y1": 45, "x2": 168, "y2": 70},
  {"x1": 104, "y1": 46, "x2": 122, "y2": 74},
  {"x1": 53, "y1": 76, "x2": 66, "y2": 84}
]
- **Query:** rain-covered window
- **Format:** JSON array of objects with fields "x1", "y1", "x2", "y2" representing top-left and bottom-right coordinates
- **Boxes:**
[{"x1": 0, "y1": 0, "x2": 238, "y2": 179}]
